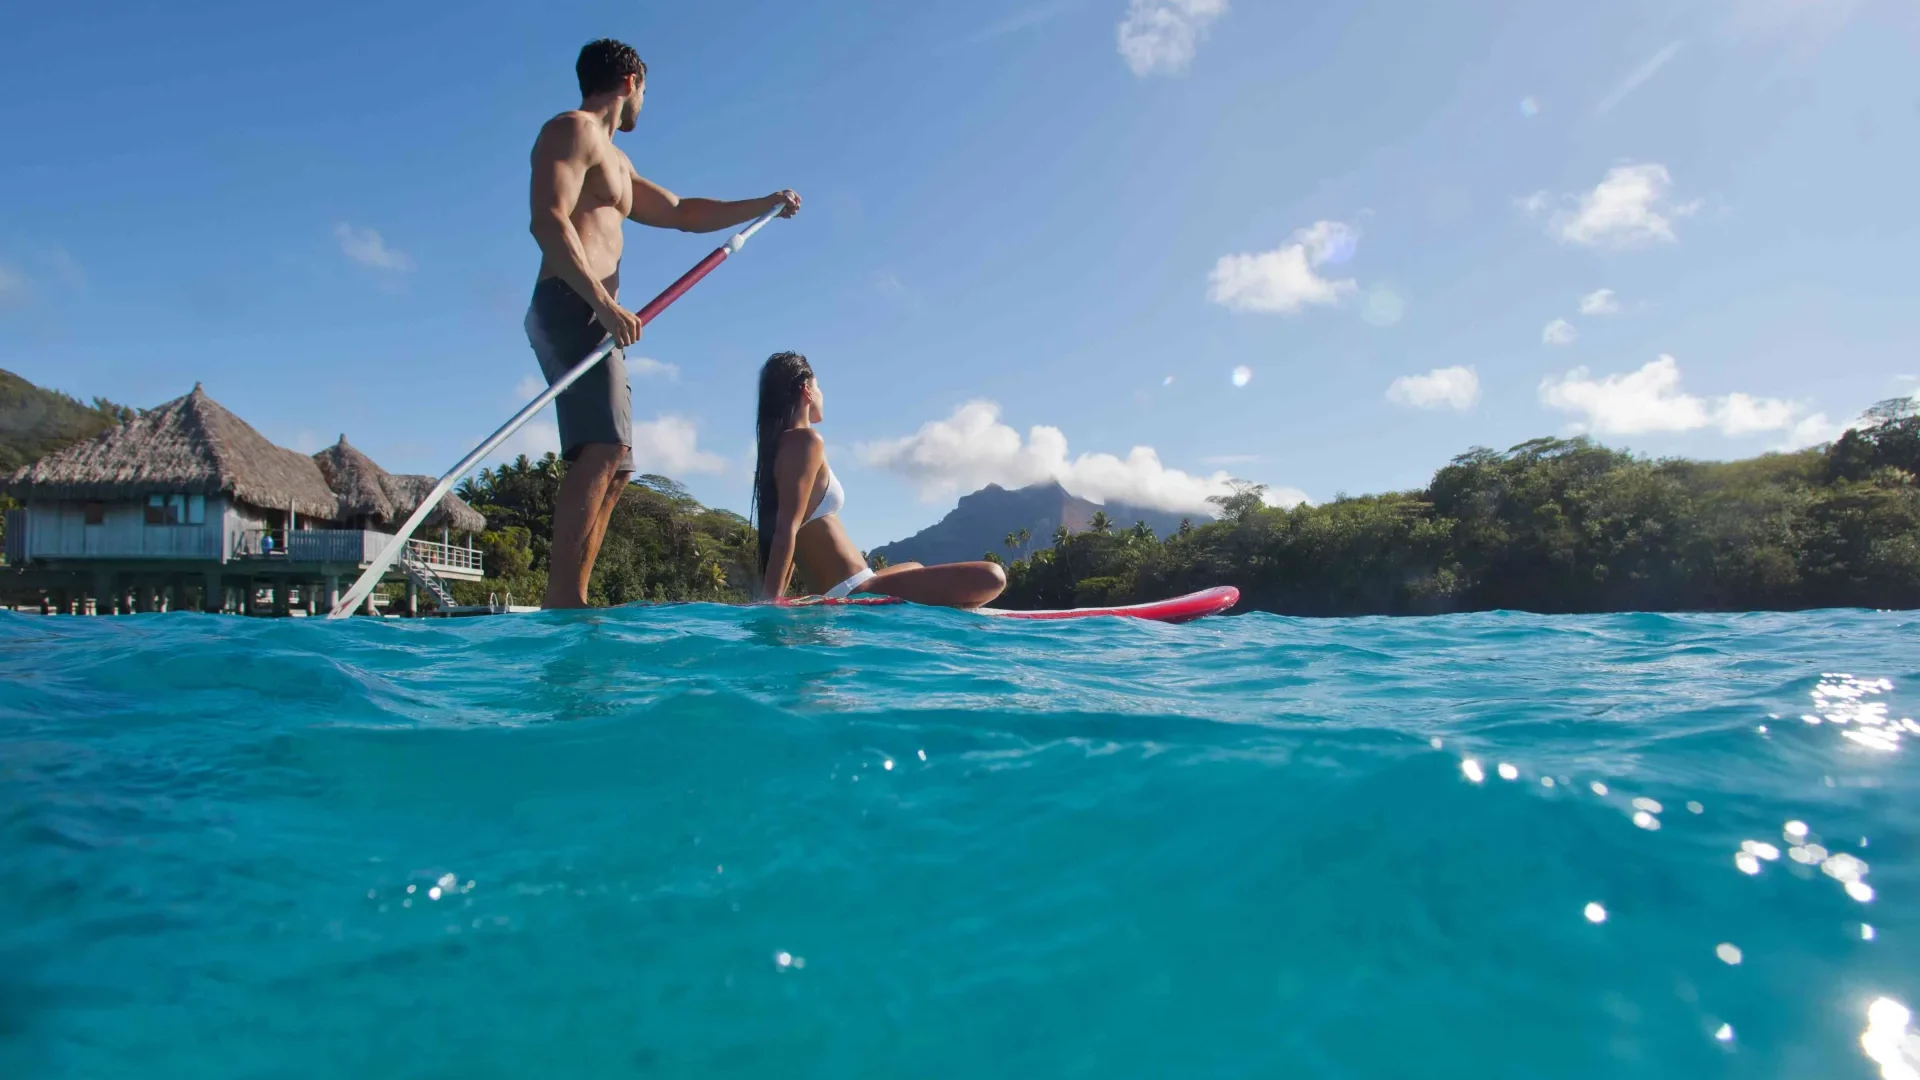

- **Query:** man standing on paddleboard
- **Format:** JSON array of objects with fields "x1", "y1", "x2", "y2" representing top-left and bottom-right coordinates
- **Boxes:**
[{"x1": 528, "y1": 38, "x2": 799, "y2": 608}]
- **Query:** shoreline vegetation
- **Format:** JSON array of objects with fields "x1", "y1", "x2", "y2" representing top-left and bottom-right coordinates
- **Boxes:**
[
  {"x1": 451, "y1": 395, "x2": 1920, "y2": 616},
  {"x1": 997, "y1": 398, "x2": 1919, "y2": 616},
  {"x1": 5, "y1": 368, "x2": 1914, "y2": 616}
]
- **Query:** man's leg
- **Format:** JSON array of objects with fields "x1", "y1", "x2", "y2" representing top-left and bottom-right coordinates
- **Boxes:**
[
  {"x1": 544, "y1": 443, "x2": 629, "y2": 609},
  {"x1": 581, "y1": 459, "x2": 633, "y2": 583}
]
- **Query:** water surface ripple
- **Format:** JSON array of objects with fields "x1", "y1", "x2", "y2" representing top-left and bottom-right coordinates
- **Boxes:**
[{"x1": 2, "y1": 606, "x2": 1917, "y2": 1078}]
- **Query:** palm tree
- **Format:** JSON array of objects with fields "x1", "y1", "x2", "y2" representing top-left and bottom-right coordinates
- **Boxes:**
[
  {"x1": 1089, "y1": 511, "x2": 1113, "y2": 534},
  {"x1": 1004, "y1": 531, "x2": 1020, "y2": 559},
  {"x1": 1177, "y1": 517, "x2": 1195, "y2": 538},
  {"x1": 1016, "y1": 527, "x2": 1031, "y2": 556},
  {"x1": 1053, "y1": 525, "x2": 1071, "y2": 548},
  {"x1": 1129, "y1": 520, "x2": 1155, "y2": 543}
]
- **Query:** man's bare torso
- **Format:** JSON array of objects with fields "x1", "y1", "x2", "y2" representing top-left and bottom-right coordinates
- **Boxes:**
[{"x1": 537, "y1": 111, "x2": 633, "y2": 296}]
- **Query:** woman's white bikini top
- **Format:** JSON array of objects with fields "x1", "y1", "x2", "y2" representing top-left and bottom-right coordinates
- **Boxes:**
[{"x1": 803, "y1": 465, "x2": 844, "y2": 526}]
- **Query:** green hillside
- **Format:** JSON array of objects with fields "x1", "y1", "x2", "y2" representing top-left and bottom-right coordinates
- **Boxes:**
[{"x1": 0, "y1": 369, "x2": 137, "y2": 472}]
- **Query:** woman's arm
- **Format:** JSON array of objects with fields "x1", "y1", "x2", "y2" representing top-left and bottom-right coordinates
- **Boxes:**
[{"x1": 760, "y1": 431, "x2": 823, "y2": 599}]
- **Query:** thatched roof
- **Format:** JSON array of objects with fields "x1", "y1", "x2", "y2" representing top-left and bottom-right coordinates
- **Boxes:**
[
  {"x1": 313, "y1": 436, "x2": 396, "y2": 522},
  {"x1": 313, "y1": 436, "x2": 485, "y2": 533},
  {"x1": 2, "y1": 384, "x2": 342, "y2": 519},
  {"x1": 1, "y1": 387, "x2": 487, "y2": 533}
]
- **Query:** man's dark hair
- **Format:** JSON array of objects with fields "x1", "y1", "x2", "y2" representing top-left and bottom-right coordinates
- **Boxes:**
[{"x1": 576, "y1": 39, "x2": 646, "y2": 98}]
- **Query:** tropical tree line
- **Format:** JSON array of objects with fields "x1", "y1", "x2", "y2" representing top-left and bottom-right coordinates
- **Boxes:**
[
  {"x1": 451, "y1": 455, "x2": 758, "y2": 607},
  {"x1": 446, "y1": 399, "x2": 1917, "y2": 615},
  {"x1": 991, "y1": 398, "x2": 1920, "y2": 615}
]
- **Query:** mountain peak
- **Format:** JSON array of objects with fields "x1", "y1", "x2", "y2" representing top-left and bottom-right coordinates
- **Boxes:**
[{"x1": 870, "y1": 481, "x2": 1195, "y2": 566}]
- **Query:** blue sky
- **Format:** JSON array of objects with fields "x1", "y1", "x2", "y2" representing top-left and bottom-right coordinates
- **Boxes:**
[{"x1": 2, "y1": 0, "x2": 1916, "y2": 545}]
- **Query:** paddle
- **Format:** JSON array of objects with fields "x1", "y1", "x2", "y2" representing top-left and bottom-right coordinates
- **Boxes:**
[{"x1": 327, "y1": 203, "x2": 789, "y2": 619}]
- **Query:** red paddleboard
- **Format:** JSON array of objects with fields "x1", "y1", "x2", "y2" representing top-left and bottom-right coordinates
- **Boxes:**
[{"x1": 779, "y1": 586, "x2": 1239, "y2": 624}]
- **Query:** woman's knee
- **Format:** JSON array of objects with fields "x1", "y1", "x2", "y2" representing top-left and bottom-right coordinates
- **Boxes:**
[{"x1": 970, "y1": 560, "x2": 1007, "y2": 598}]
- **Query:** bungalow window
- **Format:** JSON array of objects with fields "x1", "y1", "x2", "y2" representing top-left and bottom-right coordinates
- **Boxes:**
[
  {"x1": 84, "y1": 502, "x2": 105, "y2": 525},
  {"x1": 144, "y1": 494, "x2": 205, "y2": 526}
]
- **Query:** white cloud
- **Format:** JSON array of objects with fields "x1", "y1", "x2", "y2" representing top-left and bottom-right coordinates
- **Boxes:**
[
  {"x1": 1208, "y1": 221, "x2": 1359, "y2": 315},
  {"x1": 1387, "y1": 366, "x2": 1480, "y2": 411},
  {"x1": 1595, "y1": 40, "x2": 1684, "y2": 116},
  {"x1": 633, "y1": 415, "x2": 725, "y2": 475},
  {"x1": 1785, "y1": 412, "x2": 1846, "y2": 449},
  {"x1": 491, "y1": 407, "x2": 724, "y2": 475},
  {"x1": 503, "y1": 419, "x2": 562, "y2": 461},
  {"x1": 1543, "y1": 319, "x2": 1578, "y2": 346},
  {"x1": 1516, "y1": 191, "x2": 1551, "y2": 217},
  {"x1": 1549, "y1": 164, "x2": 1693, "y2": 249},
  {"x1": 629, "y1": 357, "x2": 679, "y2": 381},
  {"x1": 333, "y1": 223, "x2": 415, "y2": 272},
  {"x1": 514, "y1": 374, "x2": 545, "y2": 401},
  {"x1": 1579, "y1": 288, "x2": 1622, "y2": 316},
  {"x1": 1117, "y1": 0, "x2": 1228, "y2": 76},
  {"x1": 1540, "y1": 355, "x2": 1837, "y2": 446},
  {"x1": 858, "y1": 399, "x2": 1308, "y2": 515}
]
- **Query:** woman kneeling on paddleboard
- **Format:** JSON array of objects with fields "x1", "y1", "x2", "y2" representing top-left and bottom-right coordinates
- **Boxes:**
[{"x1": 753, "y1": 351, "x2": 1006, "y2": 608}]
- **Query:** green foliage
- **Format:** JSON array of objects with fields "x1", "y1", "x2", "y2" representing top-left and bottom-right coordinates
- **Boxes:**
[
  {"x1": 0, "y1": 369, "x2": 138, "y2": 472},
  {"x1": 452, "y1": 454, "x2": 756, "y2": 607},
  {"x1": 998, "y1": 407, "x2": 1920, "y2": 616}
]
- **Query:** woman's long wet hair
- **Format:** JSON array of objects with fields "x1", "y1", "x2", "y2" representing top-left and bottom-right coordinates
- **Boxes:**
[{"x1": 751, "y1": 351, "x2": 815, "y2": 575}]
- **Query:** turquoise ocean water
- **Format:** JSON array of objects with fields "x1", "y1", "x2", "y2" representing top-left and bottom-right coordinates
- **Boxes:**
[{"x1": 3, "y1": 604, "x2": 1918, "y2": 1078}]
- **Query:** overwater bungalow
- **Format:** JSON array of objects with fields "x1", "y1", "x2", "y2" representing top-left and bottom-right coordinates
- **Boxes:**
[{"x1": 0, "y1": 384, "x2": 485, "y2": 615}]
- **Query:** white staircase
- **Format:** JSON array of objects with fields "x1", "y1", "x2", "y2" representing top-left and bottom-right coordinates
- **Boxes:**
[{"x1": 399, "y1": 549, "x2": 459, "y2": 611}]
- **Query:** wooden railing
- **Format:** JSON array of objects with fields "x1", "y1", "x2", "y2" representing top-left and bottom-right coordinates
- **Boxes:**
[
  {"x1": 406, "y1": 537, "x2": 482, "y2": 573},
  {"x1": 231, "y1": 529, "x2": 481, "y2": 574}
]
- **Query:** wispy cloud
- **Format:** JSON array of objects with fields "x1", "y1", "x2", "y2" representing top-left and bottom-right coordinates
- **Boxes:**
[
  {"x1": 1579, "y1": 288, "x2": 1622, "y2": 316},
  {"x1": 1208, "y1": 221, "x2": 1359, "y2": 316},
  {"x1": 0, "y1": 260, "x2": 25, "y2": 307},
  {"x1": 1117, "y1": 0, "x2": 1228, "y2": 77},
  {"x1": 1595, "y1": 40, "x2": 1684, "y2": 116},
  {"x1": 0, "y1": 249, "x2": 88, "y2": 307},
  {"x1": 1543, "y1": 318, "x2": 1578, "y2": 346},
  {"x1": 333, "y1": 223, "x2": 415, "y2": 272},
  {"x1": 968, "y1": 0, "x2": 1081, "y2": 43}
]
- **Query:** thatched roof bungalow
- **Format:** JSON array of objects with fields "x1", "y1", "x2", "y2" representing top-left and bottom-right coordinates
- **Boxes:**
[
  {"x1": 313, "y1": 435, "x2": 485, "y2": 533},
  {"x1": 1, "y1": 385, "x2": 486, "y2": 615},
  {"x1": 5, "y1": 383, "x2": 342, "y2": 519},
  {"x1": 3, "y1": 385, "x2": 483, "y2": 531}
]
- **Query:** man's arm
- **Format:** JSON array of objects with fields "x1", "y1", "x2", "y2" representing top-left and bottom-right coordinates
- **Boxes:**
[
  {"x1": 629, "y1": 175, "x2": 801, "y2": 233},
  {"x1": 529, "y1": 115, "x2": 640, "y2": 345}
]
